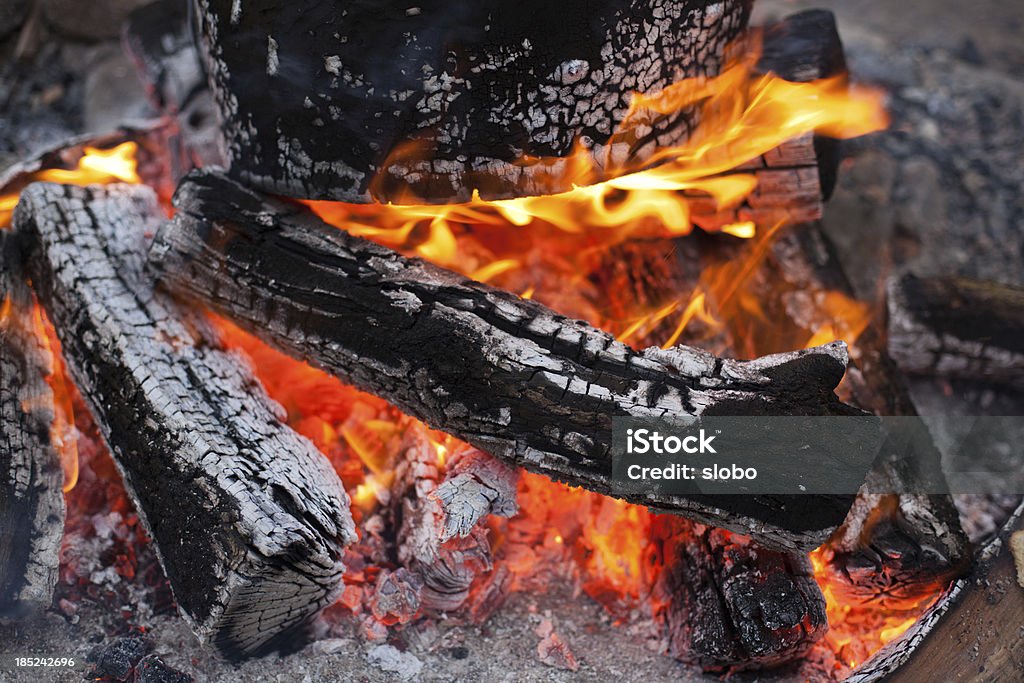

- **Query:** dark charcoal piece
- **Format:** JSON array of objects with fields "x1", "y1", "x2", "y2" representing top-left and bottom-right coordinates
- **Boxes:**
[
  {"x1": 134, "y1": 654, "x2": 194, "y2": 683},
  {"x1": 193, "y1": 0, "x2": 753, "y2": 202},
  {"x1": 0, "y1": 234, "x2": 64, "y2": 617},
  {"x1": 86, "y1": 636, "x2": 147, "y2": 682},
  {"x1": 149, "y1": 169, "x2": 865, "y2": 552},
  {"x1": 888, "y1": 274, "x2": 1024, "y2": 388},
  {"x1": 655, "y1": 517, "x2": 827, "y2": 671},
  {"x1": 13, "y1": 183, "x2": 356, "y2": 655}
]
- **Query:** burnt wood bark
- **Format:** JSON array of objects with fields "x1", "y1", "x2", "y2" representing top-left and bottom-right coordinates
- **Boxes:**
[
  {"x1": 389, "y1": 424, "x2": 493, "y2": 614},
  {"x1": 654, "y1": 517, "x2": 827, "y2": 671},
  {"x1": 0, "y1": 235, "x2": 65, "y2": 617},
  {"x1": 847, "y1": 498, "x2": 1024, "y2": 683},
  {"x1": 193, "y1": 0, "x2": 753, "y2": 202},
  {"x1": 150, "y1": 169, "x2": 863, "y2": 552},
  {"x1": 690, "y1": 10, "x2": 848, "y2": 231},
  {"x1": 435, "y1": 445, "x2": 519, "y2": 543},
  {"x1": 12, "y1": 182, "x2": 356, "y2": 655},
  {"x1": 888, "y1": 274, "x2": 1024, "y2": 388}
]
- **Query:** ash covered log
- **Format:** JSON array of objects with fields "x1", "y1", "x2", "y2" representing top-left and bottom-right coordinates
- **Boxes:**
[
  {"x1": 653, "y1": 517, "x2": 827, "y2": 671},
  {"x1": 888, "y1": 274, "x2": 1024, "y2": 388},
  {"x1": 193, "y1": 0, "x2": 753, "y2": 202},
  {"x1": 12, "y1": 182, "x2": 356, "y2": 654},
  {"x1": 389, "y1": 424, "x2": 493, "y2": 614},
  {"x1": 435, "y1": 445, "x2": 519, "y2": 543},
  {"x1": 0, "y1": 235, "x2": 65, "y2": 617},
  {"x1": 150, "y1": 170, "x2": 863, "y2": 552}
]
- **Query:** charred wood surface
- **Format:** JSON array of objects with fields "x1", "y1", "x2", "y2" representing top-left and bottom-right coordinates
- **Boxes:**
[
  {"x1": 193, "y1": 0, "x2": 753, "y2": 202},
  {"x1": 13, "y1": 182, "x2": 356, "y2": 655},
  {"x1": 888, "y1": 273, "x2": 1024, "y2": 388},
  {"x1": 654, "y1": 517, "x2": 827, "y2": 671},
  {"x1": 435, "y1": 446, "x2": 519, "y2": 543},
  {"x1": 691, "y1": 10, "x2": 848, "y2": 230},
  {"x1": 389, "y1": 425, "x2": 493, "y2": 614},
  {"x1": 0, "y1": 235, "x2": 64, "y2": 617},
  {"x1": 150, "y1": 170, "x2": 863, "y2": 552}
]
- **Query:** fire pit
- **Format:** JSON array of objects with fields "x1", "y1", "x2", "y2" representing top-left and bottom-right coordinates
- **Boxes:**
[{"x1": 2, "y1": 1, "x2": 1023, "y2": 681}]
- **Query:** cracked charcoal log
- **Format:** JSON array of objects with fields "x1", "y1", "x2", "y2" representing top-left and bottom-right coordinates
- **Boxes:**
[
  {"x1": 193, "y1": 0, "x2": 753, "y2": 203},
  {"x1": 888, "y1": 274, "x2": 1024, "y2": 388},
  {"x1": 390, "y1": 424, "x2": 492, "y2": 613},
  {"x1": 0, "y1": 234, "x2": 65, "y2": 617},
  {"x1": 435, "y1": 445, "x2": 519, "y2": 543},
  {"x1": 12, "y1": 182, "x2": 356, "y2": 655},
  {"x1": 150, "y1": 169, "x2": 862, "y2": 553},
  {"x1": 653, "y1": 517, "x2": 827, "y2": 671}
]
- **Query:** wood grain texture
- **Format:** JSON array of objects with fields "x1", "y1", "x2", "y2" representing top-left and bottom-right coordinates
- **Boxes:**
[
  {"x1": 150, "y1": 169, "x2": 863, "y2": 552},
  {"x1": 888, "y1": 273, "x2": 1024, "y2": 388},
  {"x1": 193, "y1": 0, "x2": 753, "y2": 202},
  {"x1": 13, "y1": 182, "x2": 356, "y2": 655}
]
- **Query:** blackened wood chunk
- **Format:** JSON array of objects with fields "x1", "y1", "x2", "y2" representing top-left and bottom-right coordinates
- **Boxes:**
[
  {"x1": 888, "y1": 274, "x2": 1024, "y2": 388},
  {"x1": 390, "y1": 426, "x2": 493, "y2": 614},
  {"x1": 149, "y1": 169, "x2": 863, "y2": 552},
  {"x1": 193, "y1": 0, "x2": 753, "y2": 202},
  {"x1": 13, "y1": 182, "x2": 356, "y2": 655},
  {"x1": 0, "y1": 235, "x2": 65, "y2": 617},
  {"x1": 657, "y1": 519, "x2": 827, "y2": 671}
]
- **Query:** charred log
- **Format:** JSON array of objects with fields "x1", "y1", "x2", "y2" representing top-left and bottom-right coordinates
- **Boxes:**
[
  {"x1": 653, "y1": 517, "x2": 827, "y2": 671},
  {"x1": 12, "y1": 182, "x2": 356, "y2": 655},
  {"x1": 193, "y1": 0, "x2": 753, "y2": 202},
  {"x1": 150, "y1": 169, "x2": 863, "y2": 553},
  {"x1": 0, "y1": 235, "x2": 65, "y2": 617},
  {"x1": 888, "y1": 274, "x2": 1024, "y2": 388},
  {"x1": 435, "y1": 445, "x2": 519, "y2": 543},
  {"x1": 691, "y1": 10, "x2": 849, "y2": 231},
  {"x1": 389, "y1": 424, "x2": 493, "y2": 614}
]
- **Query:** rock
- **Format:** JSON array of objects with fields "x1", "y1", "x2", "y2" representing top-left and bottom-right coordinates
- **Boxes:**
[
  {"x1": 42, "y1": 0, "x2": 153, "y2": 41},
  {"x1": 1011, "y1": 531, "x2": 1024, "y2": 589},
  {"x1": 367, "y1": 644, "x2": 423, "y2": 681}
]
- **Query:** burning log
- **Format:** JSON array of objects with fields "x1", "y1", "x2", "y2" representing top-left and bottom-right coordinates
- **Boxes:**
[
  {"x1": 12, "y1": 182, "x2": 357, "y2": 654},
  {"x1": 389, "y1": 424, "x2": 493, "y2": 613},
  {"x1": 0, "y1": 235, "x2": 65, "y2": 617},
  {"x1": 435, "y1": 445, "x2": 519, "y2": 543},
  {"x1": 150, "y1": 169, "x2": 863, "y2": 553},
  {"x1": 691, "y1": 9, "x2": 849, "y2": 231},
  {"x1": 888, "y1": 273, "x2": 1024, "y2": 388},
  {"x1": 192, "y1": 0, "x2": 754, "y2": 202},
  {"x1": 654, "y1": 517, "x2": 827, "y2": 671}
]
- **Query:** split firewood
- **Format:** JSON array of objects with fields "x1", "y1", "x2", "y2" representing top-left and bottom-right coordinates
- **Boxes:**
[
  {"x1": 12, "y1": 182, "x2": 356, "y2": 655},
  {"x1": 0, "y1": 234, "x2": 65, "y2": 617},
  {"x1": 653, "y1": 516, "x2": 827, "y2": 671},
  {"x1": 390, "y1": 424, "x2": 493, "y2": 614},
  {"x1": 150, "y1": 169, "x2": 865, "y2": 553},
  {"x1": 193, "y1": 0, "x2": 753, "y2": 202},
  {"x1": 888, "y1": 273, "x2": 1024, "y2": 388},
  {"x1": 434, "y1": 445, "x2": 519, "y2": 543}
]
